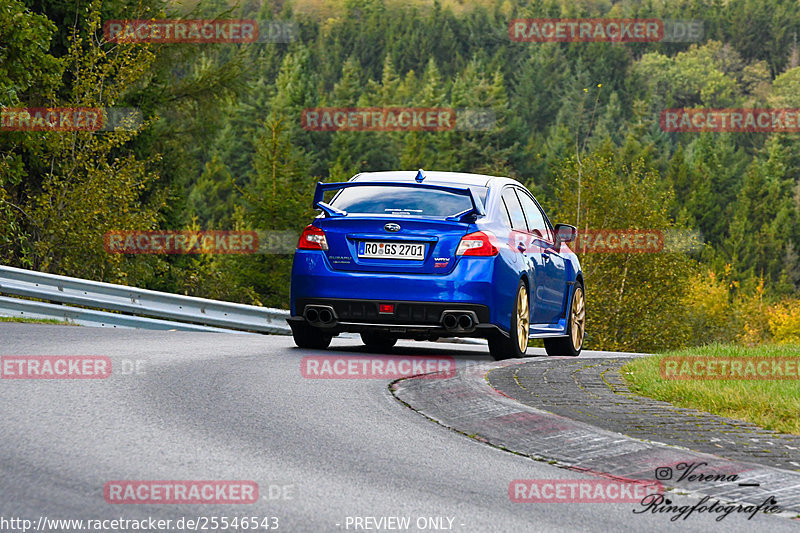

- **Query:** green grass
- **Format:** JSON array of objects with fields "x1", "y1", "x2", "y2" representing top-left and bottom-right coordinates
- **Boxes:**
[
  {"x1": 622, "y1": 344, "x2": 800, "y2": 435},
  {"x1": 0, "y1": 316, "x2": 76, "y2": 326}
]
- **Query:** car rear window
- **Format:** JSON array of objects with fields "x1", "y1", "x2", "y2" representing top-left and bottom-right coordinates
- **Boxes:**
[{"x1": 330, "y1": 185, "x2": 487, "y2": 217}]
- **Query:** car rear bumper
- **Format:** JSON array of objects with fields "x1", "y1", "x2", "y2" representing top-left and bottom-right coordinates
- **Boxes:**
[
  {"x1": 290, "y1": 250, "x2": 506, "y2": 337},
  {"x1": 289, "y1": 298, "x2": 497, "y2": 337}
]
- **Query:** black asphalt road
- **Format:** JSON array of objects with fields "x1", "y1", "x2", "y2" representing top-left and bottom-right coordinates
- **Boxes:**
[{"x1": 0, "y1": 323, "x2": 796, "y2": 532}]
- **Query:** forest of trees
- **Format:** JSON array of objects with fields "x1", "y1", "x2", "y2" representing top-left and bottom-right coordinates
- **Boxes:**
[{"x1": 2, "y1": 0, "x2": 800, "y2": 351}]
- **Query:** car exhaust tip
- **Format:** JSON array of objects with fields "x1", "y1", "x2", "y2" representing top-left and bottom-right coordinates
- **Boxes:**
[
  {"x1": 305, "y1": 308, "x2": 319, "y2": 322},
  {"x1": 442, "y1": 310, "x2": 478, "y2": 332},
  {"x1": 318, "y1": 309, "x2": 334, "y2": 324}
]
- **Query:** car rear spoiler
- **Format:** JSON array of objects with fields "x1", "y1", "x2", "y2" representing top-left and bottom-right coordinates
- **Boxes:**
[{"x1": 312, "y1": 181, "x2": 486, "y2": 221}]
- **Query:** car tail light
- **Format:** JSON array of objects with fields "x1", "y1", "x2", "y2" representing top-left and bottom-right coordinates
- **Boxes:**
[
  {"x1": 456, "y1": 231, "x2": 499, "y2": 256},
  {"x1": 298, "y1": 224, "x2": 328, "y2": 250}
]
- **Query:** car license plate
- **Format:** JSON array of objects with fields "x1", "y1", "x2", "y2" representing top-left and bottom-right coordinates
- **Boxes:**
[{"x1": 358, "y1": 241, "x2": 425, "y2": 260}]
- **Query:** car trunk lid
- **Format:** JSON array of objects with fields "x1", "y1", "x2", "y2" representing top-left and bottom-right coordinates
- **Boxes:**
[{"x1": 318, "y1": 216, "x2": 470, "y2": 274}]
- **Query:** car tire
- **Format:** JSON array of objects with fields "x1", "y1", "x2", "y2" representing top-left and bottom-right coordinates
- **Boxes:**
[
  {"x1": 544, "y1": 283, "x2": 585, "y2": 357},
  {"x1": 290, "y1": 322, "x2": 332, "y2": 349},
  {"x1": 488, "y1": 279, "x2": 529, "y2": 360},
  {"x1": 360, "y1": 331, "x2": 398, "y2": 351}
]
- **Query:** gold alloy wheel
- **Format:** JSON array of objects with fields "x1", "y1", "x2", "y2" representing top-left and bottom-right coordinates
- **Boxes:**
[
  {"x1": 571, "y1": 287, "x2": 585, "y2": 350},
  {"x1": 516, "y1": 284, "x2": 530, "y2": 353}
]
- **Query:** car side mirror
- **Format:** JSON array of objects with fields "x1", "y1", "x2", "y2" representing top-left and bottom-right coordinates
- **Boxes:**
[{"x1": 554, "y1": 224, "x2": 577, "y2": 249}]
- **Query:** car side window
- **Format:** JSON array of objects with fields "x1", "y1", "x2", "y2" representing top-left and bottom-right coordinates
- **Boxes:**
[
  {"x1": 501, "y1": 189, "x2": 527, "y2": 231},
  {"x1": 499, "y1": 197, "x2": 513, "y2": 228},
  {"x1": 515, "y1": 189, "x2": 551, "y2": 241}
]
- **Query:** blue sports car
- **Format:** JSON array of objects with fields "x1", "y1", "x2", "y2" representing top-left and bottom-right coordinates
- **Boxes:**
[{"x1": 288, "y1": 170, "x2": 585, "y2": 359}]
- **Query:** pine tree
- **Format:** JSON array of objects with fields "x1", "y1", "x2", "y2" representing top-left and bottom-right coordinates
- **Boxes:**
[{"x1": 187, "y1": 154, "x2": 237, "y2": 229}]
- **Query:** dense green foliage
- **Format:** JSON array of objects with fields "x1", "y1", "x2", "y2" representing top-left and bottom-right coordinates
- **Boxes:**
[{"x1": 2, "y1": 0, "x2": 800, "y2": 350}]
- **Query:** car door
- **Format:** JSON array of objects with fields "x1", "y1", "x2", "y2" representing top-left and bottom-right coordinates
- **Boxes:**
[
  {"x1": 500, "y1": 188, "x2": 546, "y2": 325},
  {"x1": 514, "y1": 188, "x2": 569, "y2": 325}
]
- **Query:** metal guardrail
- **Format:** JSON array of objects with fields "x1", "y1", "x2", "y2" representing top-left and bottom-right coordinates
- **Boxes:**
[{"x1": 0, "y1": 265, "x2": 290, "y2": 334}]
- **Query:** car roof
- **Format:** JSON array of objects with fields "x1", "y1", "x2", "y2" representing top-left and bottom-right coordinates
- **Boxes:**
[{"x1": 350, "y1": 170, "x2": 522, "y2": 189}]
